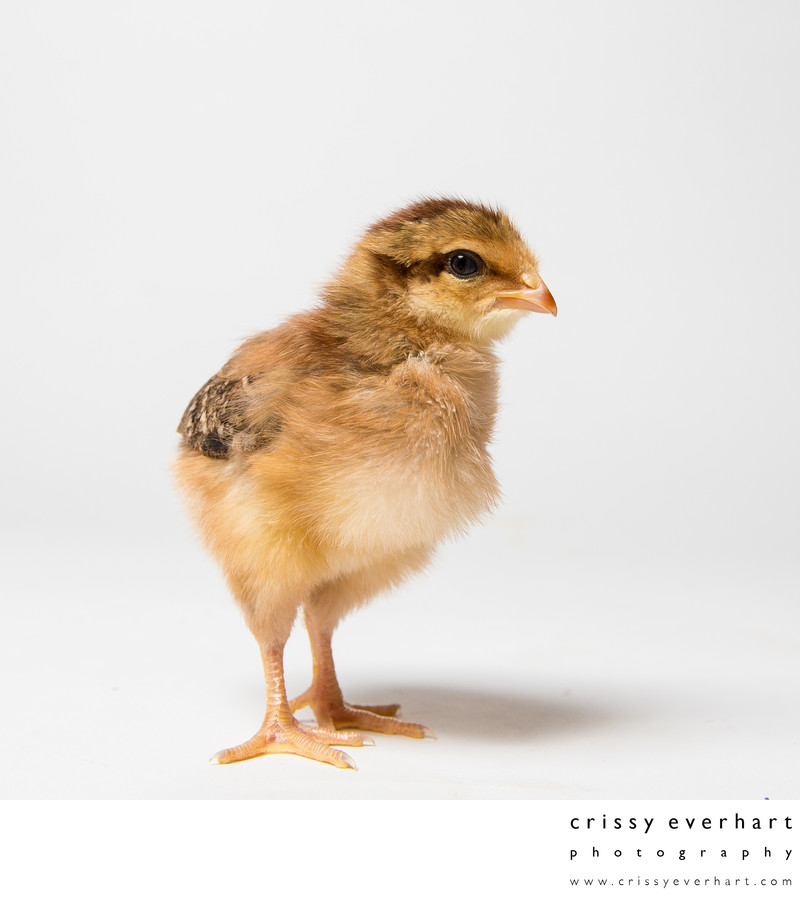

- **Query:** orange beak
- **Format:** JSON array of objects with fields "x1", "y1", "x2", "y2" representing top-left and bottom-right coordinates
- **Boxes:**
[{"x1": 493, "y1": 278, "x2": 557, "y2": 317}]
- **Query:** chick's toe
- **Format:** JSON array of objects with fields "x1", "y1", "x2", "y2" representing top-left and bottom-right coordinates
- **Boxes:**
[{"x1": 211, "y1": 717, "x2": 365, "y2": 769}]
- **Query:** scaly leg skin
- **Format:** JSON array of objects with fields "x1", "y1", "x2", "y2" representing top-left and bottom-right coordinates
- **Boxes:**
[
  {"x1": 211, "y1": 642, "x2": 372, "y2": 769},
  {"x1": 290, "y1": 609, "x2": 434, "y2": 740}
]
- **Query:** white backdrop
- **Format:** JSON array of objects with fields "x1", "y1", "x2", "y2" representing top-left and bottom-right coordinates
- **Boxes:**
[{"x1": 1, "y1": 1, "x2": 798, "y2": 799}]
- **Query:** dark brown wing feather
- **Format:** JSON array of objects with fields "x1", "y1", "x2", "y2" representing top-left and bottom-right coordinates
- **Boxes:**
[{"x1": 177, "y1": 374, "x2": 277, "y2": 459}]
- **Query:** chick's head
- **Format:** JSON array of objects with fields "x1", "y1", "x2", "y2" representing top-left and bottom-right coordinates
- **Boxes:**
[{"x1": 359, "y1": 198, "x2": 556, "y2": 343}]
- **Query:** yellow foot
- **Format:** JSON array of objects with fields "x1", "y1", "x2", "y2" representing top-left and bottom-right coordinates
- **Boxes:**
[
  {"x1": 291, "y1": 690, "x2": 434, "y2": 739},
  {"x1": 210, "y1": 717, "x2": 372, "y2": 769}
]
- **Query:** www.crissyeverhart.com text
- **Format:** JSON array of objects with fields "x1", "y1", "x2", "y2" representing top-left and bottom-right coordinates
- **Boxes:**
[{"x1": 569, "y1": 875, "x2": 792, "y2": 888}]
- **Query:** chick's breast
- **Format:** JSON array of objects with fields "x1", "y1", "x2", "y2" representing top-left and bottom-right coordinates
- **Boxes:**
[{"x1": 246, "y1": 344, "x2": 502, "y2": 562}]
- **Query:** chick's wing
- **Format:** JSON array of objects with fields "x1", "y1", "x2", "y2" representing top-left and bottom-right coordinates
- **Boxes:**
[{"x1": 177, "y1": 372, "x2": 283, "y2": 459}]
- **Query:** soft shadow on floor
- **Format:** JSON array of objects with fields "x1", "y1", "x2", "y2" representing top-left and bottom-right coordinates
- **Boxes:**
[{"x1": 320, "y1": 682, "x2": 625, "y2": 742}]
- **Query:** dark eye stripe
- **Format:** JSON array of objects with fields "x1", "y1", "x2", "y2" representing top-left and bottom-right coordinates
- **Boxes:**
[{"x1": 447, "y1": 251, "x2": 482, "y2": 279}]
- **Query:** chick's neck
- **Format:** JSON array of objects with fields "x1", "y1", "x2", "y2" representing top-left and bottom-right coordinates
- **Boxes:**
[{"x1": 320, "y1": 252, "x2": 495, "y2": 373}]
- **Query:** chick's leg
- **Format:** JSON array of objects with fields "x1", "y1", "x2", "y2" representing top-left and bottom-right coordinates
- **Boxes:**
[
  {"x1": 290, "y1": 603, "x2": 432, "y2": 739},
  {"x1": 211, "y1": 616, "x2": 369, "y2": 769}
]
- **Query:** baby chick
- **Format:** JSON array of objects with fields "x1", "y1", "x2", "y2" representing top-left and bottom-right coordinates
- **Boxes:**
[{"x1": 175, "y1": 198, "x2": 556, "y2": 768}]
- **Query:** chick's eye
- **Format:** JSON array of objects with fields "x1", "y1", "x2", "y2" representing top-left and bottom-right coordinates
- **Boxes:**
[{"x1": 447, "y1": 251, "x2": 482, "y2": 279}]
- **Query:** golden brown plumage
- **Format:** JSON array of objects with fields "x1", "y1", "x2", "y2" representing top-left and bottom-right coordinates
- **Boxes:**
[{"x1": 174, "y1": 198, "x2": 556, "y2": 767}]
